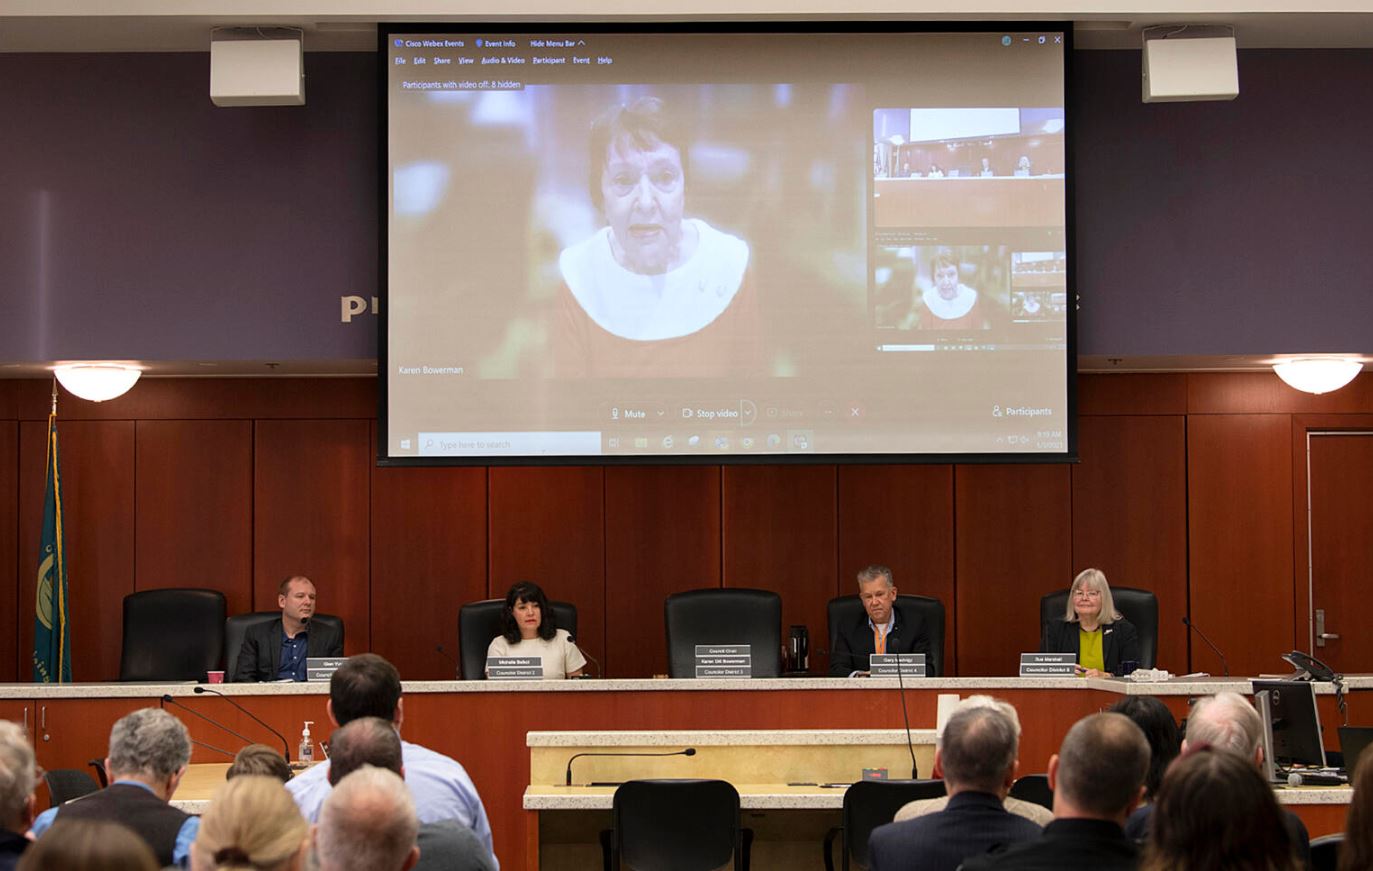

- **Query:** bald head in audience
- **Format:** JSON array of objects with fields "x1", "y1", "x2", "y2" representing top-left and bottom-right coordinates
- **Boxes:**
[
  {"x1": 313, "y1": 766, "x2": 419, "y2": 871},
  {"x1": 1183, "y1": 691, "x2": 1263, "y2": 765},
  {"x1": 1050, "y1": 712, "x2": 1150, "y2": 824}
]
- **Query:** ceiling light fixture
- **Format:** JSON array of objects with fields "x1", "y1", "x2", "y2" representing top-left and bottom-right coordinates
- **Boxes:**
[
  {"x1": 53, "y1": 364, "x2": 142, "y2": 402},
  {"x1": 1272, "y1": 357, "x2": 1363, "y2": 395}
]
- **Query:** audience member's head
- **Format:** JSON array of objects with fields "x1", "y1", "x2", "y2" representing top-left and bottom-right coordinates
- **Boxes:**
[
  {"x1": 327, "y1": 717, "x2": 403, "y2": 785},
  {"x1": 937, "y1": 699, "x2": 1020, "y2": 796},
  {"x1": 1142, "y1": 746, "x2": 1297, "y2": 871},
  {"x1": 1339, "y1": 742, "x2": 1373, "y2": 871},
  {"x1": 1108, "y1": 695, "x2": 1182, "y2": 800},
  {"x1": 107, "y1": 708, "x2": 192, "y2": 797},
  {"x1": 226, "y1": 744, "x2": 292, "y2": 783},
  {"x1": 17, "y1": 819, "x2": 158, "y2": 871},
  {"x1": 1183, "y1": 691, "x2": 1263, "y2": 764},
  {"x1": 191, "y1": 775, "x2": 308, "y2": 871},
  {"x1": 314, "y1": 766, "x2": 419, "y2": 871},
  {"x1": 329, "y1": 655, "x2": 403, "y2": 728},
  {"x1": 0, "y1": 719, "x2": 38, "y2": 833},
  {"x1": 1051, "y1": 712, "x2": 1149, "y2": 823}
]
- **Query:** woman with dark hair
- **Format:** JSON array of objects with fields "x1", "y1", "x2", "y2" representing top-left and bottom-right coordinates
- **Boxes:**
[
  {"x1": 1141, "y1": 747, "x2": 1299, "y2": 871},
  {"x1": 1108, "y1": 696, "x2": 1181, "y2": 802},
  {"x1": 1339, "y1": 742, "x2": 1373, "y2": 871},
  {"x1": 484, "y1": 581, "x2": 585, "y2": 679}
]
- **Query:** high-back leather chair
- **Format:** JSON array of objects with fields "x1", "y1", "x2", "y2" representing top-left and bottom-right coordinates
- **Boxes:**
[
  {"x1": 611, "y1": 779, "x2": 749, "y2": 871},
  {"x1": 1039, "y1": 585, "x2": 1158, "y2": 669},
  {"x1": 664, "y1": 588, "x2": 781, "y2": 678},
  {"x1": 224, "y1": 611, "x2": 346, "y2": 682},
  {"x1": 827, "y1": 595, "x2": 946, "y2": 677},
  {"x1": 457, "y1": 598, "x2": 579, "y2": 680},
  {"x1": 826, "y1": 779, "x2": 947, "y2": 871},
  {"x1": 119, "y1": 589, "x2": 226, "y2": 681}
]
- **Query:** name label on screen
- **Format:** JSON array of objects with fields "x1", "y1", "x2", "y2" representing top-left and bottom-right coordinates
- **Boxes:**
[
  {"x1": 870, "y1": 653, "x2": 927, "y2": 677},
  {"x1": 488, "y1": 656, "x2": 544, "y2": 680},
  {"x1": 1019, "y1": 652, "x2": 1076, "y2": 676},
  {"x1": 307, "y1": 657, "x2": 347, "y2": 682},
  {"x1": 695, "y1": 644, "x2": 751, "y2": 678}
]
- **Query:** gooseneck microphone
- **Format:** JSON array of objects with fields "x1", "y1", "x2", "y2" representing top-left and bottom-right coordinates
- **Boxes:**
[
  {"x1": 564, "y1": 633, "x2": 602, "y2": 679},
  {"x1": 887, "y1": 629, "x2": 919, "y2": 779},
  {"x1": 565, "y1": 748, "x2": 696, "y2": 787},
  {"x1": 160, "y1": 694, "x2": 258, "y2": 751},
  {"x1": 435, "y1": 643, "x2": 460, "y2": 677},
  {"x1": 194, "y1": 686, "x2": 292, "y2": 762},
  {"x1": 1181, "y1": 616, "x2": 1230, "y2": 677}
]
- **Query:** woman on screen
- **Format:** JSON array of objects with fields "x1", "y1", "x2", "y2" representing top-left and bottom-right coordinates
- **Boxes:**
[
  {"x1": 1040, "y1": 568, "x2": 1140, "y2": 678},
  {"x1": 916, "y1": 250, "x2": 994, "y2": 330},
  {"x1": 554, "y1": 96, "x2": 757, "y2": 378},
  {"x1": 485, "y1": 581, "x2": 585, "y2": 680}
]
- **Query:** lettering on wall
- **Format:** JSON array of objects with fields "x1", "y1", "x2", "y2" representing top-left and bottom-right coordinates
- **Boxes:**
[{"x1": 341, "y1": 296, "x2": 380, "y2": 323}]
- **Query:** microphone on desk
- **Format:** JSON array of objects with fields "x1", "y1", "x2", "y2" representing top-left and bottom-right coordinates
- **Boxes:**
[
  {"x1": 435, "y1": 644, "x2": 460, "y2": 677},
  {"x1": 565, "y1": 748, "x2": 696, "y2": 787},
  {"x1": 564, "y1": 634, "x2": 601, "y2": 679},
  {"x1": 160, "y1": 694, "x2": 258, "y2": 754},
  {"x1": 1181, "y1": 616, "x2": 1230, "y2": 677},
  {"x1": 194, "y1": 686, "x2": 292, "y2": 762},
  {"x1": 887, "y1": 629, "x2": 919, "y2": 780}
]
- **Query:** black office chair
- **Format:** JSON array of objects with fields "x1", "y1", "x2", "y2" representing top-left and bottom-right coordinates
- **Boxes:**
[
  {"x1": 664, "y1": 589, "x2": 781, "y2": 678},
  {"x1": 827, "y1": 595, "x2": 946, "y2": 677},
  {"x1": 1008, "y1": 773, "x2": 1053, "y2": 810},
  {"x1": 824, "y1": 779, "x2": 947, "y2": 871},
  {"x1": 87, "y1": 759, "x2": 108, "y2": 788},
  {"x1": 119, "y1": 589, "x2": 226, "y2": 681},
  {"x1": 1039, "y1": 585, "x2": 1158, "y2": 669},
  {"x1": 44, "y1": 768, "x2": 100, "y2": 807},
  {"x1": 608, "y1": 779, "x2": 750, "y2": 871},
  {"x1": 1310, "y1": 833, "x2": 1343, "y2": 871},
  {"x1": 457, "y1": 598, "x2": 578, "y2": 680},
  {"x1": 224, "y1": 611, "x2": 346, "y2": 682}
]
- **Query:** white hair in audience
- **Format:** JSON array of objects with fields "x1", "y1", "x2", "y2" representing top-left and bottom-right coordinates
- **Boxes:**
[
  {"x1": 314, "y1": 765, "x2": 418, "y2": 871},
  {"x1": 1185, "y1": 691, "x2": 1262, "y2": 758},
  {"x1": 108, "y1": 708, "x2": 192, "y2": 780},
  {"x1": 937, "y1": 694, "x2": 1022, "y2": 745},
  {"x1": 0, "y1": 720, "x2": 37, "y2": 827}
]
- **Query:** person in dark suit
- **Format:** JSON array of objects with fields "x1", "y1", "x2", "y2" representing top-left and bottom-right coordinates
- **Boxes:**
[
  {"x1": 868, "y1": 700, "x2": 1042, "y2": 871},
  {"x1": 233, "y1": 575, "x2": 343, "y2": 682},
  {"x1": 962, "y1": 712, "x2": 1150, "y2": 871},
  {"x1": 1040, "y1": 568, "x2": 1140, "y2": 677},
  {"x1": 829, "y1": 565, "x2": 931, "y2": 677}
]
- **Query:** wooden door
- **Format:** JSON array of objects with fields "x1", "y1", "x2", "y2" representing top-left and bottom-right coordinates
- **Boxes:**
[{"x1": 1307, "y1": 432, "x2": 1373, "y2": 672}]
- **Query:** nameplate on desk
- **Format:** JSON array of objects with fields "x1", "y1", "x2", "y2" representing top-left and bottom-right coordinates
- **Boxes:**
[
  {"x1": 488, "y1": 656, "x2": 544, "y2": 680},
  {"x1": 695, "y1": 644, "x2": 751, "y2": 678},
  {"x1": 306, "y1": 658, "x2": 346, "y2": 682},
  {"x1": 1019, "y1": 653, "x2": 1076, "y2": 676},
  {"x1": 869, "y1": 654, "x2": 926, "y2": 677}
]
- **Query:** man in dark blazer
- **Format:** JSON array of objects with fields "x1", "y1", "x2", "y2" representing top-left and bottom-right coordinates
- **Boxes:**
[
  {"x1": 829, "y1": 565, "x2": 932, "y2": 677},
  {"x1": 869, "y1": 701, "x2": 1041, "y2": 871},
  {"x1": 234, "y1": 575, "x2": 343, "y2": 682},
  {"x1": 961, "y1": 712, "x2": 1150, "y2": 871}
]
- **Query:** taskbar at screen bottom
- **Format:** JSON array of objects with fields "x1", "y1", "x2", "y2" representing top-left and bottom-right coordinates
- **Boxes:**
[{"x1": 405, "y1": 428, "x2": 1067, "y2": 458}]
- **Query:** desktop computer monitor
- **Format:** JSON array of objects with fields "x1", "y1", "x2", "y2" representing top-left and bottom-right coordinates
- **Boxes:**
[{"x1": 1253, "y1": 679, "x2": 1327, "y2": 777}]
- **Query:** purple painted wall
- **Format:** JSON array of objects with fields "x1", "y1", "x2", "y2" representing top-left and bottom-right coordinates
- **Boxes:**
[{"x1": 1, "y1": 49, "x2": 1369, "y2": 362}]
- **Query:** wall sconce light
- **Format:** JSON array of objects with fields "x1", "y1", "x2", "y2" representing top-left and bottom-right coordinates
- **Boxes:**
[
  {"x1": 53, "y1": 364, "x2": 142, "y2": 402},
  {"x1": 1272, "y1": 357, "x2": 1363, "y2": 395}
]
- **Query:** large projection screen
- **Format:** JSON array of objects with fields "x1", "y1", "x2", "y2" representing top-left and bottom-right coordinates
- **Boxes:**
[{"x1": 380, "y1": 24, "x2": 1074, "y2": 464}]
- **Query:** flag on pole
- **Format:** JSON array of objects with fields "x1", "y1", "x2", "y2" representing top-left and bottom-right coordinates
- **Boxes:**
[{"x1": 33, "y1": 397, "x2": 72, "y2": 683}]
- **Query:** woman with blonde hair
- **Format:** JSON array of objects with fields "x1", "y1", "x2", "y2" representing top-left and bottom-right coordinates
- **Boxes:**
[
  {"x1": 190, "y1": 775, "x2": 308, "y2": 871},
  {"x1": 1040, "y1": 568, "x2": 1140, "y2": 677},
  {"x1": 17, "y1": 819, "x2": 157, "y2": 871}
]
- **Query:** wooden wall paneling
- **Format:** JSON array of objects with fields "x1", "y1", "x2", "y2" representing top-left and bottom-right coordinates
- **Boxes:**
[
  {"x1": 836, "y1": 465, "x2": 955, "y2": 672},
  {"x1": 134, "y1": 420, "x2": 253, "y2": 613},
  {"x1": 18, "y1": 420, "x2": 136, "y2": 682},
  {"x1": 1187, "y1": 414, "x2": 1294, "y2": 677},
  {"x1": 0, "y1": 422, "x2": 17, "y2": 681},
  {"x1": 1188, "y1": 372, "x2": 1373, "y2": 416},
  {"x1": 12, "y1": 377, "x2": 376, "y2": 423},
  {"x1": 488, "y1": 467, "x2": 605, "y2": 671},
  {"x1": 253, "y1": 420, "x2": 372, "y2": 653},
  {"x1": 1072, "y1": 415, "x2": 1189, "y2": 672},
  {"x1": 1078, "y1": 374, "x2": 1188, "y2": 416},
  {"x1": 370, "y1": 434, "x2": 488, "y2": 680},
  {"x1": 721, "y1": 465, "x2": 837, "y2": 674},
  {"x1": 604, "y1": 465, "x2": 721, "y2": 678},
  {"x1": 954, "y1": 464, "x2": 1072, "y2": 676}
]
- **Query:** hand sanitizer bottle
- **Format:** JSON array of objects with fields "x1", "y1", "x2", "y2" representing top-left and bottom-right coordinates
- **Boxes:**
[{"x1": 299, "y1": 720, "x2": 314, "y2": 764}]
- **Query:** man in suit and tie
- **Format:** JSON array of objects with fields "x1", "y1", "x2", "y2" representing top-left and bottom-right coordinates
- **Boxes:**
[
  {"x1": 868, "y1": 700, "x2": 1043, "y2": 871},
  {"x1": 233, "y1": 575, "x2": 343, "y2": 682},
  {"x1": 829, "y1": 565, "x2": 932, "y2": 677}
]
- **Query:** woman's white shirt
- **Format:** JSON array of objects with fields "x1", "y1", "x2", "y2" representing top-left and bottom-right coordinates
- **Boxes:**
[{"x1": 485, "y1": 628, "x2": 587, "y2": 679}]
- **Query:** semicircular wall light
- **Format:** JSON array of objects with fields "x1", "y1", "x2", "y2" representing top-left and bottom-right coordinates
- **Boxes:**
[
  {"x1": 53, "y1": 364, "x2": 142, "y2": 402},
  {"x1": 1272, "y1": 357, "x2": 1364, "y2": 395}
]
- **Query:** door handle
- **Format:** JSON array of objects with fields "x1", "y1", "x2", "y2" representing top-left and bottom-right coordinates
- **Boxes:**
[{"x1": 1316, "y1": 609, "x2": 1339, "y2": 647}]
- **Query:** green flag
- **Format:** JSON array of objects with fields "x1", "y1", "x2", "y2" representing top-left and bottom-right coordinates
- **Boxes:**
[{"x1": 33, "y1": 410, "x2": 72, "y2": 682}]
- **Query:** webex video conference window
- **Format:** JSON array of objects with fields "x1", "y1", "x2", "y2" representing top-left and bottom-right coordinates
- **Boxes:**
[{"x1": 381, "y1": 25, "x2": 1072, "y2": 463}]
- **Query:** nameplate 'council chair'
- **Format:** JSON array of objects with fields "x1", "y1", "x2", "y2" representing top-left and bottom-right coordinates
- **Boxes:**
[{"x1": 664, "y1": 588, "x2": 781, "y2": 678}]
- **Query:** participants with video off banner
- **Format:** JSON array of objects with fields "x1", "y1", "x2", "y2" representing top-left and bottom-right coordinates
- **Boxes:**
[
  {"x1": 485, "y1": 581, "x2": 585, "y2": 680},
  {"x1": 829, "y1": 565, "x2": 933, "y2": 677}
]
